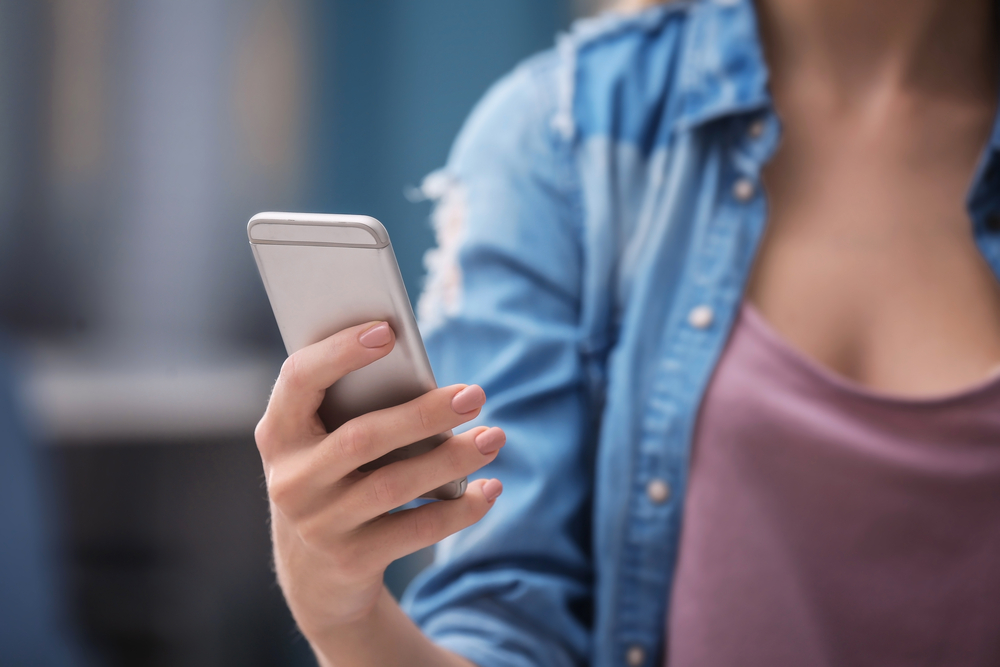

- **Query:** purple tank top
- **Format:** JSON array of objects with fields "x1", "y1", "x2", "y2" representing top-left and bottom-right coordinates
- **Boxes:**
[{"x1": 666, "y1": 303, "x2": 1000, "y2": 667}]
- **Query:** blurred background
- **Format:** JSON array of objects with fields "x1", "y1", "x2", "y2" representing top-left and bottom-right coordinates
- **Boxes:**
[{"x1": 0, "y1": 1, "x2": 605, "y2": 665}]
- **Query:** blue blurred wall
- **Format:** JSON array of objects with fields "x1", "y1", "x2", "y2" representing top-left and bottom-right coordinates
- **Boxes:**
[{"x1": 305, "y1": 0, "x2": 572, "y2": 301}]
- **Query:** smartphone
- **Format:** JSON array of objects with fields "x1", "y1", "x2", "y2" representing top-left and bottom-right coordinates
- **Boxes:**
[{"x1": 248, "y1": 212, "x2": 466, "y2": 500}]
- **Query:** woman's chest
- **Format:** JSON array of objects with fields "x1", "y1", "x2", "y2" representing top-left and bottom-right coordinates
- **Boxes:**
[{"x1": 743, "y1": 108, "x2": 1000, "y2": 397}]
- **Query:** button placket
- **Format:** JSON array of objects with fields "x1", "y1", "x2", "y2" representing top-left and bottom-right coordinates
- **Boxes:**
[{"x1": 611, "y1": 110, "x2": 779, "y2": 667}]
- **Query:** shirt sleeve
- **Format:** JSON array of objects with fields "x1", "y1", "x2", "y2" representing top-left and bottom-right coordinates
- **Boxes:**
[{"x1": 400, "y1": 51, "x2": 595, "y2": 667}]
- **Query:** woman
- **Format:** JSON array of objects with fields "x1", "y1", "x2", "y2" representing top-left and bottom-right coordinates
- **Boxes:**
[{"x1": 254, "y1": 0, "x2": 1000, "y2": 664}]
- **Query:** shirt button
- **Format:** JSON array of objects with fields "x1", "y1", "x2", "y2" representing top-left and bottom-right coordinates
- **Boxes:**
[
  {"x1": 748, "y1": 118, "x2": 766, "y2": 138},
  {"x1": 688, "y1": 305, "x2": 714, "y2": 329},
  {"x1": 626, "y1": 645, "x2": 646, "y2": 666},
  {"x1": 647, "y1": 479, "x2": 671, "y2": 504},
  {"x1": 733, "y1": 177, "x2": 756, "y2": 202}
]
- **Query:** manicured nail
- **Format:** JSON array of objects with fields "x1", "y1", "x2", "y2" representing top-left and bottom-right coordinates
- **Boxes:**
[
  {"x1": 475, "y1": 427, "x2": 505, "y2": 455},
  {"x1": 482, "y1": 478, "x2": 503, "y2": 502},
  {"x1": 359, "y1": 322, "x2": 392, "y2": 348},
  {"x1": 451, "y1": 385, "x2": 486, "y2": 414}
]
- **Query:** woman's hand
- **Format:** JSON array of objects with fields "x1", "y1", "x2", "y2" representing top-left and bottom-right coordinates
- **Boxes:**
[{"x1": 254, "y1": 321, "x2": 504, "y2": 650}]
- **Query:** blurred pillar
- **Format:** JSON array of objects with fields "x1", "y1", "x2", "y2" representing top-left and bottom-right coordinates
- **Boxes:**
[
  {"x1": 0, "y1": 344, "x2": 81, "y2": 665},
  {"x1": 96, "y1": 0, "x2": 306, "y2": 359}
]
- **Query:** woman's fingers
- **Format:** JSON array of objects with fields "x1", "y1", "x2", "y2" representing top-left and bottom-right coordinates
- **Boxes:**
[
  {"x1": 278, "y1": 478, "x2": 502, "y2": 595},
  {"x1": 259, "y1": 321, "x2": 396, "y2": 442},
  {"x1": 359, "y1": 478, "x2": 503, "y2": 566},
  {"x1": 264, "y1": 384, "x2": 491, "y2": 521},
  {"x1": 314, "y1": 383, "x2": 488, "y2": 482},
  {"x1": 341, "y1": 426, "x2": 506, "y2": 521}
]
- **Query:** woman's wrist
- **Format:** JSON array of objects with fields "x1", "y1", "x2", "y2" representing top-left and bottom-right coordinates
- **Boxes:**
[{"x1": 308, "y1": 586, "x2": 476, "y2": 667}]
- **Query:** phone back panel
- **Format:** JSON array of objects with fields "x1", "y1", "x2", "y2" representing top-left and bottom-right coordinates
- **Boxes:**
[{"x1": 249, "y1": 213, "x2": 464, "y2": 500}]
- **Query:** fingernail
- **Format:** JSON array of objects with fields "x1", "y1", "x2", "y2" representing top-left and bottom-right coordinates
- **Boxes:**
[
  {"x1": 359, "y1": 322, "x2": 392, "y2": 348},
  {"x1": 451, "y1": 385, "x2": 486, "y2": 414},
  {"x1": 474, "y1": 427, "x2": 505, "y2": 455},
  {"x1": 482, "y1": 478, "x2": 503, "y2": 502}
]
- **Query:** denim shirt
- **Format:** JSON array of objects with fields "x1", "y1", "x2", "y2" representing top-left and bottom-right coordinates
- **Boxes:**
[{"x1": 400, "y1": 1, "x2": 1000, "y2": 666}]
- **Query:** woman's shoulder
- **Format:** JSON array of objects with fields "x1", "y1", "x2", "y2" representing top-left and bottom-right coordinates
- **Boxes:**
[{"x1": 453, "y1": 1, "x2": 710, "y2": 162}]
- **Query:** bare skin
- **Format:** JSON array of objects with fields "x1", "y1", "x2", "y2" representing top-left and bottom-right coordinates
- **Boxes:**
[
  {"x1": 748, "y1": 0, "x2": 1000, "y2": 396},
  {"x1": 256, "y1": 321, "x2": 489, "y2": 667}
]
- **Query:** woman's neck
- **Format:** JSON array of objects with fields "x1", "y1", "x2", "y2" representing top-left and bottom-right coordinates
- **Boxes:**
[{"x1": 756, "y1": 0, "x2": 998, "y2": 105}]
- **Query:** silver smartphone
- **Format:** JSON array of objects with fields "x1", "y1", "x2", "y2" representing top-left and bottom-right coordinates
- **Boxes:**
[{"x1": 248, "y1": 212, "x2": 466, "y2": 500}]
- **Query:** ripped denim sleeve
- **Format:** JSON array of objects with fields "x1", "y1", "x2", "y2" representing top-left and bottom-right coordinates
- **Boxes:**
[
  {"x1": 401, "y1": 40, "x2": 593, "y2": 667},
  {"x1": 416, "y1": 169, "x2": 467, "y2": 334}
]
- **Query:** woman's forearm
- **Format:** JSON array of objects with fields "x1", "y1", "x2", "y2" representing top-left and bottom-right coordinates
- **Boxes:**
[
  {"x1": 310, "y1": 586, "x2": 476, "y2": 667},
  {"x1": 254, "y1": 323, "x2": 502, "y2": 667}
]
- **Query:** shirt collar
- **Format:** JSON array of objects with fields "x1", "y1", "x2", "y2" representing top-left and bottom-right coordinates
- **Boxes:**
[
  {"x1": 668, "y1": 0, "x2": 1000, "y2": 229},
  {"x1": 674, "y1": 0, "x2": 772, "y2": 132}
]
